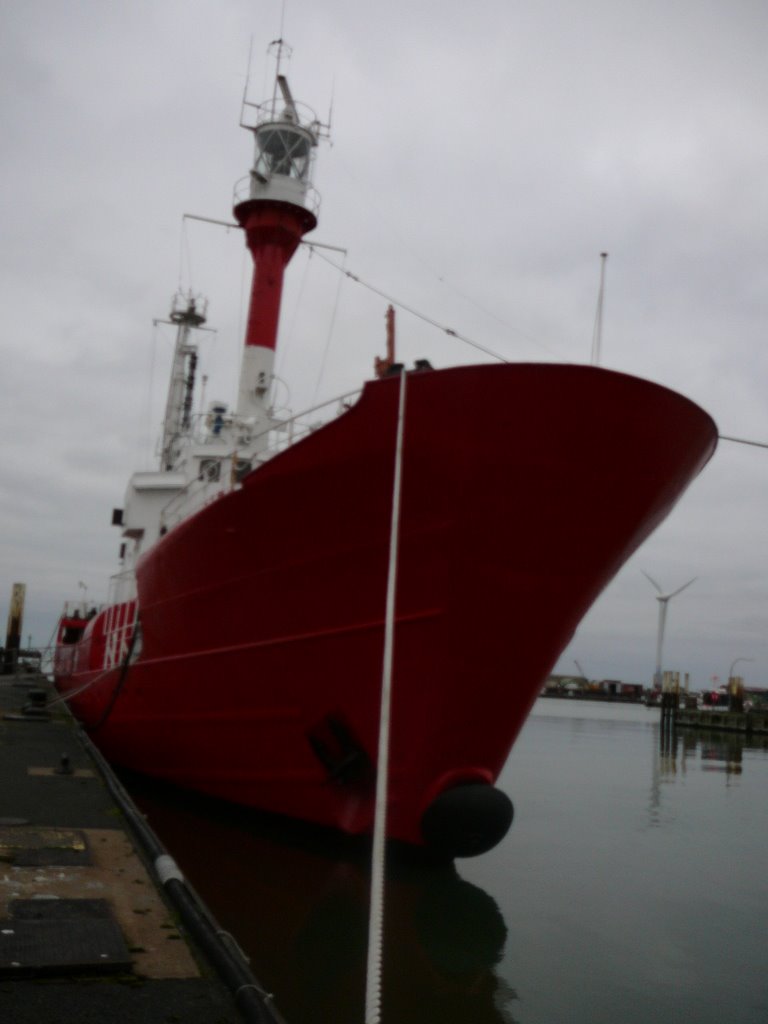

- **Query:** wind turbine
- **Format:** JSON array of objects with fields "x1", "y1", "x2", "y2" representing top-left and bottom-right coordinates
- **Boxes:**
[{"x1": 642, "y1": 571, "x2": 696, "y2": 690}]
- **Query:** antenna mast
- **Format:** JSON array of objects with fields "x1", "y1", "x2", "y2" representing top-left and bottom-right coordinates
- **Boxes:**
[
  {"x1": 375, "y1": 306, "x2": 397, "y2": 378},
  {"x1": 590, "y1": 252, "x2": 608, "y2": 366},
  {"x1": 160, "y1": 293, "x2": 207, "y2": 471}
]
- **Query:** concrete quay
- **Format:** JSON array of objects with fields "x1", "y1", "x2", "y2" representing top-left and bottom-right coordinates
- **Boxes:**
[{"x1": 0, "y1": 672, "x2": 281, "y2": 1024}]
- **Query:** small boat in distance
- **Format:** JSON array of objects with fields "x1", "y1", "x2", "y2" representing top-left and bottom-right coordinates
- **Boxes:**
[{"x1": 54, "y1": 46, "x2": 718, "y2": 858}]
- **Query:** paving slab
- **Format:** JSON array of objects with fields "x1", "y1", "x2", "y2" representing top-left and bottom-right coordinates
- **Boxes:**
[{"x1": 0, "y1": 674, "x2": 273, "y2": 1023}]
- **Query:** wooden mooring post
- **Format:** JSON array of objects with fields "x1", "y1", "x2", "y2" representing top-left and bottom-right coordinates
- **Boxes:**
[
  {"x1": 2, "y1": 582, "x2": 26, "y2": 675},
  {"x1": 728, "y1": 675, "x2": 745, "y2": 713},
  {"x1": 660, "y1": 670, "x2": 680, "y2": 733}
]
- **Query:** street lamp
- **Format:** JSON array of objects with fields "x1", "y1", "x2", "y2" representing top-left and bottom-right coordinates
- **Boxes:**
[
  {"x1": 643, "y1": 571, "x2": 696, "y2": 690},
  {"x1": 728, "y1": 656, "x2": 753, "y2": 680}
]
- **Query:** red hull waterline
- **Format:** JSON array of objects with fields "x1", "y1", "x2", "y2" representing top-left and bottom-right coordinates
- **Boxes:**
[{"x1": 55, "y1": 362, "x2": 716, "y2": 856}]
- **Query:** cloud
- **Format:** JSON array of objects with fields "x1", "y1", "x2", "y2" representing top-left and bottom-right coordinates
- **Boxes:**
[{"x1": 1, "y1": 0, "x2": 766, "y2": 691}]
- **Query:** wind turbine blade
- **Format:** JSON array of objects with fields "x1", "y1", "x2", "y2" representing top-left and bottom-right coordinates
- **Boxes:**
[
  {"x1": 642, "y1": 570, "x2": 663, "y2": 594},
  {"x1": 668, "y1": 577, "x2": 697, "y2": 600}
]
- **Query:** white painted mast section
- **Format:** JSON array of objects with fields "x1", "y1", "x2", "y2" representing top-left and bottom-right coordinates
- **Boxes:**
[
  {"x1": 365, "y1": 368, "x2": 408, "y2": 1024},
  {"x1": 235, "y1": 346, "x2": 275, "y2": 429}
]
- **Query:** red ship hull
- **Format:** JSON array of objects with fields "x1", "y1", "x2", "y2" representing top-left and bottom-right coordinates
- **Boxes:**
[{"x1": 55, "y1": 363, "x2": 716, "y2": 855}]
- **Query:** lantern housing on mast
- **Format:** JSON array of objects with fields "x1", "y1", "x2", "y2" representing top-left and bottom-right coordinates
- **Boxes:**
[{"x1": 236, "y1": 42, "x2": 328, "y2": 214}]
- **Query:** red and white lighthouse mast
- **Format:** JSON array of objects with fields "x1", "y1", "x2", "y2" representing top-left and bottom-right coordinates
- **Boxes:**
[{"x1": 233, "y1": 42, "x2": 325, "y2": 439}]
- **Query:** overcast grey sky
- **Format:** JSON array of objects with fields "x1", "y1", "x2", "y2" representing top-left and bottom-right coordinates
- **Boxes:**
[{"x1": 1, "y1": 0, "x2": 767, "y2": 689}]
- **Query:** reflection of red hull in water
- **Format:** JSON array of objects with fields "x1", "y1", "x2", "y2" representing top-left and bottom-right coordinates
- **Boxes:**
[
  {"x1": 54, "y1": 361, "x2": 717, "y2": 855},
  {"x1": 127, "y1": 775, "x2": 510, "y2": 1023}
]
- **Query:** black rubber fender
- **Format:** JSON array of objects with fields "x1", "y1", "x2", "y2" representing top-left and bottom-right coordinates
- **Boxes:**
[{"x1": 421, "y1": 783, "x2": 513, "y2": 858}]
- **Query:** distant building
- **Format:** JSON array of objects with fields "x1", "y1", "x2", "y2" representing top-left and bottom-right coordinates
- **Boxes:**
[
  {"x1": 601, "y1": 679, "x2": 644, "y2": 699},
  {"x1": 542, "y1": 675, "x2": 645, "y2": 701}
]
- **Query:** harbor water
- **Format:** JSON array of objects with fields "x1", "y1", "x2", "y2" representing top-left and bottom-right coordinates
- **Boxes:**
[{"x1": 127, "y1": 699, "x2": 768, "y2": 1023}]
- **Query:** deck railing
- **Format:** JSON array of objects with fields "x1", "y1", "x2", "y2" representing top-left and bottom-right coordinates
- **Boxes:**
[{"x1": 159, "y1": 387, "x2": 361, "y2": 532}]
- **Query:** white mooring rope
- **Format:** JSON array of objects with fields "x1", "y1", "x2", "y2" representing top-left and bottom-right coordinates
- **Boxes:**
[{"x1": 364, "y1": 368, "x2": 408, "y2": 1024}]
